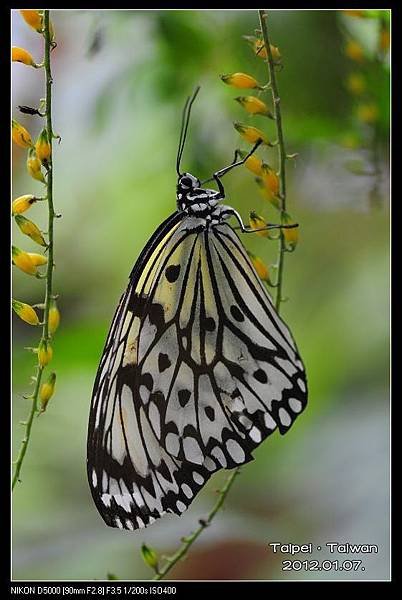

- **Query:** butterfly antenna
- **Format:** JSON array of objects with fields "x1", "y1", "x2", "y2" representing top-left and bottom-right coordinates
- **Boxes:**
[{"x1": 176, "y1": 86, "x2": 200, "y2": 177}]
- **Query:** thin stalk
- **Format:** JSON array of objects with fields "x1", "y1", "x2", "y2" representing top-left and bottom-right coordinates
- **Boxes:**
[
  {"x1": 153, "y1": 469, "x2": 240, "y2": 580},
  {"x1": 12, "y1": 11, "x2": 55, "y2": 490},
  {"x1": 258, "y1": 9, "x2": 287, "y2": 313}
]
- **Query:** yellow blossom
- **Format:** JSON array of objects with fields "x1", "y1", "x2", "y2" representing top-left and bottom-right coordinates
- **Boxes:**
[
  {"x1": 12, "y1": 46, "x2": 39, "y2": 68},
  {"x1": 346, "y1": 73, "x2": 366, "y2": 95},
  {"x1": 27, "y1": 252, "x2": 48, "y2": 266},
  {"x1": 342, "y1": 10, "x2": 366, "y2": 17},
  {"x1": 247, "y1": 251, "x2": 270, "y2": 282},
  {"x1": 19, "y1": 9, "x2": 43, "y2": 33},
  {"x1": 35, "y1": 128, "x2": 51, "y2": 165},
  {"x1": 235, "y1": 96, "x2": 273, "y2": 118},
  {"x1": 249, "y1": 211, "x2": 269, "y2": 238},
  {"x1": 256, "y1": 177, "x2": 281, "y2": 210},
  {"x1": 12, "y1": 194, "x2": 38, "y2": 215},
  {"x1": 48, "y1": 298, "x2": 61, "y2": 334},
  {"x1": 340, "y1": 133, "x2": 361, "y2": 149},
  {"x1": 12, "y1": 299, "x2": 39, "y2": 325},
  {"x1": 14, "y1": 215, "x2": 47, "y2": 246},
  {"x1": 357, "y1": 103, "x2": 379, "y2": 124},
  {"x1": 244, "y1": 154, "x2": 265, "y2": 176},
  {"x1": 27, "y1": 148, "x2": 46, "y2": 183},
  {"x1": 244, "y1": 36, "x2": 281, "y2": 61},
  {"x1": 12, "y1": 245, "x2": 37, "y2": 275},
  {"x1": 282, "y1": 213, "x2": 299, "y2": 248},
  {"x1": 12, "y1": 119, "x2": 33, "y2": 148},
  {"x1": 39, "y1": 372, "x2": 56, "y2": 412},
  {"x1": 344, "y1": 40, "x2": 365, "y2": 62},
  {"x1": 380, "y1": 29, "x2": 390, "y2": 51},
  {"x1": 220, "y1": 72, "x2": 263, "y2": 90},
  {"x1": 38, "y1": 340, "x2": 53, "y2": 367},
  {"x1": 233, "y1": 122, "x2": 270, "y2": 145},
  {"x1": 261, "y1": 166, "x2": 280, "y2": 197}
]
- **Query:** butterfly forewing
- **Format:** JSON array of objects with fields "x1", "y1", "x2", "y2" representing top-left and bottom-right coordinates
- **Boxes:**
[{"x1": 87, "y1": 214, "x2": 307, "y2": 531}]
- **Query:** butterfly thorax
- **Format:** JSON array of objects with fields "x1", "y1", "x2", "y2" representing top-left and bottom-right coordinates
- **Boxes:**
[{"x1": 176, "y1": 172, "x2": 222, "y2": 219}]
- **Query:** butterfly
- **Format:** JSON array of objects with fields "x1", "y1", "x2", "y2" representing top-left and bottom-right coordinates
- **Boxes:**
[{"x1": 87, "y1": 87, "x2": 307, "y2": 531}]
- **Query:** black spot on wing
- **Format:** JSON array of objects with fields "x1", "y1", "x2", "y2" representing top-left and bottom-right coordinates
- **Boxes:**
[
  {"x1": 230, "y1": 305, "x2": 244, "y2": 322},
  {"x1": 253, "y1": 368, "x2": 268, "y2": 384},
  {"x1": 166, "y1": 264, "x2": 181, "y2": 283},
  {"x1": 158, "y1": 352, "x2": 171, "y2": 373},
  {"x1": 203, "y1": 317, "x2": 216, "y2": 331},
  {"x1": 178, "y1": 389, "x2": 191, "y2": 407}
]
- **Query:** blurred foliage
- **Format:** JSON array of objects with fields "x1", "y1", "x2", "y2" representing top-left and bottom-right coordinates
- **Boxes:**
[{"x1": 12, "y1": 9, "x2": 390, "y2": 581}]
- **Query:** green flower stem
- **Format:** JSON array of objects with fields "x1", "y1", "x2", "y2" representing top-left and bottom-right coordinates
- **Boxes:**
[
  {"x1": 153, "y1": 469, "x2": 241, "y2": 580},
  {"x1": 258, "y1": 9, "x2": 287, "y2": 312},
  {"x1": 12, "y1": 10, "x2": 56, "y2": 491}
]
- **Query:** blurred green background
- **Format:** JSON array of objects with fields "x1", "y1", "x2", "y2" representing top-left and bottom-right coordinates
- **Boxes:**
[{"x1": 12, "y1": 9, "x2": 390, "y2": 581}]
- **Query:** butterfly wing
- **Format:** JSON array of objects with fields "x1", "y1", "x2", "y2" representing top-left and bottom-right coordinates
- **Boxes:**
[
  {"x1": 87, "y1": 215, "x2": 307, "y2": 531},
  {"x1": 87, "y1": 212, "x2": 216, "y2": 530}
]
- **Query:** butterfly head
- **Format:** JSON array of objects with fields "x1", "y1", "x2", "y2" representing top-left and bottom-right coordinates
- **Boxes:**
[{"x1": 177, "y1": 172, "x2": 200, "y2": 192}]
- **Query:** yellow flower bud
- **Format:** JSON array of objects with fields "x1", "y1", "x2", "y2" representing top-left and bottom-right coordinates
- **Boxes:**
[
  {"x1": 38, "y1": 340, "x2": 53, "y2": 367},
  {"x1": 12, "y1": 245, "x2": 37, "y2": 275},
  {"x1": 243, "y1": 154, "x2": 265, "y2": 176},
  {"x1": 235, "y1": 96, "x2": 273, "y2": 118},
  {"x1": 340, "y1": 133, "x2": 361, "y2": 149},
  {"x1": 261, "y1": 166, "x2": 280, "y2": 197},
  {"x1": 12, "y1": 119, "x2": 33, "y2": 148},
  {"x1": 220, "y1": 72, "x2": 263, "y2": 90},
  {"x1": 282, "y1": 212, "x2": 299, "y2": 248},
  {"x1": 14, "y1": 215, "x2": 47, "y2": 246},
  {"x1": 249, "y1": 211, "x2": 269, "y2": 238},
  {"x1": 233, "y1": 122, "x2": 270, "y2": 145},
  {"x1": 12, "y1": 46, "x2": 39, "y2": 68},
  {"x1": 344, "y1": 40, "x2": 364, "y2": 62},
  {"x1": 39, "y1": 372, "x2": 56, "y2": 412},
  {"x1": 35, "y1": 128, "x2": 51, "y2": 165},
  {"x1": 341, "y1": 9, "x2": 366, "y2": 17},
  {"x1": 346, "y1": 73, "x2": 366, "y2": 95},
  {"x1": 247, "y1": 251, "x2": 270, "y2": 282},
  {"x1": 380, "y1": 28, "x2": 390, "y2": 52},
  {"x1": 27, "y1": 252, "x2": 48, "y2": 267},
  {"x1": 19, "y1": 9, "x2": 43, "y2": 33},
  {"x1": 243, "y1": 36, "x2": 281, "y2": 61},
  {"x1": 48, "y1": 298, "x2": 60, "y2": 334},
  {"x1": 141, "y1": 543, "x2": 159, "y2": 573},
  {"x1": 357, "y1": 103, "x2": 379, "y2": 124},
  {"x1": 27, "y1": 148, "x2": 46, "y2": 183},
  {"x1": 12, "y1": 194, "x2": 38, "y2": 215},
  {"x1": 256, "y1": 177, "x2": 281, "y2": 210},
  {"x1": 12, "y1": 299, "x2": 39, "y2": 325}
]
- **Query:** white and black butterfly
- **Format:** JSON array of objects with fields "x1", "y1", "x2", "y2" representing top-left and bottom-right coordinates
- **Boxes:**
[{"x1": 87, "y1": 87, "x2": 307, "y2": 531}]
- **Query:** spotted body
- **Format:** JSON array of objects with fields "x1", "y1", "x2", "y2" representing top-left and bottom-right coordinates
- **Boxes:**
[{"x1": 87, "y1": 169, "x2": 307, "y2": 531}]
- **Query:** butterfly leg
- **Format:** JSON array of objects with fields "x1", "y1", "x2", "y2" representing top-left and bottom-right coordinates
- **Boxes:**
[
  {"x1": 222, "y1": 208, "x2": 298, "y2": 234},
  {"x1": 201, "y1": 140, "x2": 263, "y2": 189}
]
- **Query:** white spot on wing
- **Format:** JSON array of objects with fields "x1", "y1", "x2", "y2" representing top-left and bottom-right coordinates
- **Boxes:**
[
  {"x1": 193, "y1": 472, "x2": 204, "y2": 485},
  {"x1": 289, "y1": 397, "x2": 303, "y2": 413},
  {"x1": 181, "y1": 483, "x2": 193, "y2": 499},
  {"x1": 249, "y1": 426, "x2": 262, "y2": 443},
  {"x1": 264, "y1": 413, "x2": 277, "y2": 430},
  {"x1": 226, "y1": 439, "x2": 245, "y2": 463},
  {"x1": 183, "y1": 437, "x2": 204, "y2": 465},
  {"x1": 166, "y1": 432, "x2": 180, "y2": 457},
  {"x1": 176, "y1": 500, "x2": 187, "y2": 513},
  {"x1": 297, "y1": 378, "x2": 306, "y2": 393},
  {"x1": 279, "y1": 407, "x2": 292, "y2": 427}
]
